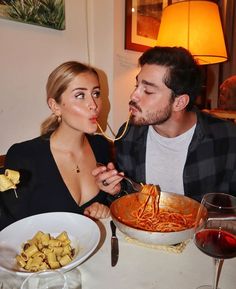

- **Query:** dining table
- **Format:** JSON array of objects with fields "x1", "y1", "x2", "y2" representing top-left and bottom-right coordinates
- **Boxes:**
[{"x1": 0, "y1": 217, "x2": 235, "y2": 289}]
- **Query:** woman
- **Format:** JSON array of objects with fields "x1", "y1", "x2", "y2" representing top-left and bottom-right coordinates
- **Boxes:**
[{"x1": 1, "y1": 61, "x2": 111, "y2": 229}]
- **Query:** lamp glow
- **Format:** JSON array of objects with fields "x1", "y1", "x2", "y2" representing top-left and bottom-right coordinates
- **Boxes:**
[{"x1": 157, "y1": 1, "x2": 228, "y2": 65}]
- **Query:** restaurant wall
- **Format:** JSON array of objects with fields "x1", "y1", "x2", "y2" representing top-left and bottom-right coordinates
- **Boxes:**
[
  {"x1": 1, "y1": 1, "x2": 235, "y2": 154},
  {"x1": 90, "y1": 0, "x2": 141, "y2": 138},
  {"x1": 113, "y1": 1, "x2": 141, "y2": 134},
  {"x1": 0, "y1": 0, "x2": 141, "y2": 154},
  {"x1": 0, "y1": 0, "x2": 90, "y2": 154}
]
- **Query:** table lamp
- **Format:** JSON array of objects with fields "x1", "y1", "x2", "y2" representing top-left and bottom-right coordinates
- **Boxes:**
[{"x1": 157, "y1": 0, "x2": 228, "y2": 65}]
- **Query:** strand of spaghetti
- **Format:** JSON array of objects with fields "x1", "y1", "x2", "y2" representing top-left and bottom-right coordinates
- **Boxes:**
[
  {"x1": 130, "y1": 184, "x2": 195, "y2": 232},
  {"x1": 138, "y1": 185, "x2": 160, "y2": 218},
  {"x1": 95, "y1": 112, "x2": 131, "y2": 143}
]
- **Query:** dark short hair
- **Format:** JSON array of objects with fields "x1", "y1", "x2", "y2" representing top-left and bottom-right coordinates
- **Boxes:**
[{"x1": 139, "y1": 46, "x2": 203, "y2": 109}]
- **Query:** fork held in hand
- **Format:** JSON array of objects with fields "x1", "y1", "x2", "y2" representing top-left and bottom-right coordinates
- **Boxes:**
[{"x1": 96, "y1": 163, "x2": 142, "y2": 192}]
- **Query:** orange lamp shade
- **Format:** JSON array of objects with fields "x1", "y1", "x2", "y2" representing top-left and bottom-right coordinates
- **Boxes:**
[{"x1": 157, "y1": 1, "x2": 228, "y2": 65}]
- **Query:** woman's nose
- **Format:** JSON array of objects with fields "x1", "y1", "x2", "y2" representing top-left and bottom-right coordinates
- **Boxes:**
[{"x1": 88, "y1": 97, "x2": 98, "y2": 110}]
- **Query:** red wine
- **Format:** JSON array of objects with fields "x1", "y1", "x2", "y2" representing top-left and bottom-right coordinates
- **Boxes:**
[{"x1": 195, "y1": 229, "x2": 236, "y2": 259}]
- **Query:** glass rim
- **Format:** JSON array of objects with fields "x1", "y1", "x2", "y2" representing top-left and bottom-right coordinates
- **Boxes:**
[
  {"x1": 202, "y1": 192, "x2": 236, "y2": 209},
  {"x1": 20, "y1": 269, "x2": 67, "y2": 289}
]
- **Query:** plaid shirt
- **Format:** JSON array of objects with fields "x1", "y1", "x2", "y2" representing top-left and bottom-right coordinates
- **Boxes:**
[{"x1": 115, "y1": 109, "x2": 236, "y2": 202}]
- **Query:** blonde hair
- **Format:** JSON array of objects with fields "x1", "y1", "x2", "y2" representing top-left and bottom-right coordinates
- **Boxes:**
[{"x1": 41, "y1": 61, "x2": 99, "y2": 136}]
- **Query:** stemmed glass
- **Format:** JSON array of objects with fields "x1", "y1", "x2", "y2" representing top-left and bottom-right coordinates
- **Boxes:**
[
  {"x1": 193, "y1": 193, "x2": 236, "y2": 289},
  {"x1": 21, "y1": 270, "x2": 68, "y2": 289}
]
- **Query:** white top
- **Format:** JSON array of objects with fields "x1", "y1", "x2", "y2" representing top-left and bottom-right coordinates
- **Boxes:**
[
  {"x1": 1, "y1": 218, "x2": 236, "y2": 289},
  {"x1": 146, "y1": 124, "x2": 196, "y2": 194}
]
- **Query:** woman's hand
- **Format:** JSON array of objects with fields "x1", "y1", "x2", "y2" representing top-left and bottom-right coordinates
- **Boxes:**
[
  {"x1": 92, "y1": 162, "x2": 123, "y2": 195},
  {"x1": 84, "y1": 202, "x2": 110, "y2": 219}
]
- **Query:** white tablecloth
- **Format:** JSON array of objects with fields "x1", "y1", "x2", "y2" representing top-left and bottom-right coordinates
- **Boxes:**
[{"x1": 0, "y1": 218, "x2": 235, "y2": 289}]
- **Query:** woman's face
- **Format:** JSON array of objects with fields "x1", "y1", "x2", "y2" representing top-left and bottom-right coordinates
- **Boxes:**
[{"x1": 52, "y1": 71, "x2": 102, "y2": 134}]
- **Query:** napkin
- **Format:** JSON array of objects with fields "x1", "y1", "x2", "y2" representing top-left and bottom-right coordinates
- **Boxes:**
[{"x1": 124, "y1": 236, "x2": 189, "y2": 253}]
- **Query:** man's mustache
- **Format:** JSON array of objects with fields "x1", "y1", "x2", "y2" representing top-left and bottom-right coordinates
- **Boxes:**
[{"x1": 129, "y1": 100, "x2": 142, "y2": 112}]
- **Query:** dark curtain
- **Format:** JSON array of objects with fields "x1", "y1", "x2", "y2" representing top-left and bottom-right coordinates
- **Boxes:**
[{"x1": 219, "y1": 0, "x2": 236, "y2": 82}]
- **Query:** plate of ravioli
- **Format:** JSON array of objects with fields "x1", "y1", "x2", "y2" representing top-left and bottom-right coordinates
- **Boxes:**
[{"x1": 0, "y1": 212, "x2": 100, "y2": 276}]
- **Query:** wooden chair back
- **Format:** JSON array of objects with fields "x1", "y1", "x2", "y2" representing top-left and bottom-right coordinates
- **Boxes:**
[
  {"x1": 0, "y1": 155, "x2": 6, "y2": 168},
  {"x1": 202, "y1": 109, "x2": 236, "y2": 123}
]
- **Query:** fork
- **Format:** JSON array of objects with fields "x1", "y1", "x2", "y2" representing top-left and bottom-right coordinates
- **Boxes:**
[
  {"x1": 119, "y1": 174, "x2": 142, "y2": 192},
  {"x1": 96, "y1": 163, "x2": 142, "y2": 192}
]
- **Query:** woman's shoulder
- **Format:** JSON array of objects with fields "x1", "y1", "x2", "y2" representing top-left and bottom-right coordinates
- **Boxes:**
[{"x1": 6, "y1": 135, "x2": 49, "y2": 158}]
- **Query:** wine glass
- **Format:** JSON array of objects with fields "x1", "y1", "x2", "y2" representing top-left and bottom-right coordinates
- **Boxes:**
[
  {"x1": 20, "y1": 270, "x2": 68, "y2": 289},
  {"x1": 193, "y1": 193, "x2": 236, "y2": 289}
]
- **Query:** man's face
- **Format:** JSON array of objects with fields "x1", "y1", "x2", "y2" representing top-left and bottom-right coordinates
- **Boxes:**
[{"x1": 129, "y1": 64, "x2": 174, "y2": 126}]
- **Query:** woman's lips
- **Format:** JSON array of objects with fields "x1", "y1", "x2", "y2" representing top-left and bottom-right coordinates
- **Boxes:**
[{"x1": 90, "y1": 116, "x2": 98, "y2": 123}]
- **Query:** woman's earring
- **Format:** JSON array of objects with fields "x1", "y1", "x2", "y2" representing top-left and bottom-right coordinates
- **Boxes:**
[{"x1": 58, "y1": 115, "x2": 62, "y2": 123}]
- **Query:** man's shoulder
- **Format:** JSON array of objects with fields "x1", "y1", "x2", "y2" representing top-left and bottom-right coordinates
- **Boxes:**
[{"x1": 198, "y1": 110, "x2": 236, "y2": 137}]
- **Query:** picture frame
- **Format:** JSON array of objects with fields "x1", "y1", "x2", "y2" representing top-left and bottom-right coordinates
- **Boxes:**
[
  {"x1": 0, "y1": 0, "x2": 65, "y2": 31},
  {"x1": 125, "y1": 0, "x2": 167, "y2": 52},
  {"x1": 125, "y1": 0, "x2": 169, "y2": 52}
]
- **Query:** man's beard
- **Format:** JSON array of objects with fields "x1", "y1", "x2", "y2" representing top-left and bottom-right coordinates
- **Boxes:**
[{"x1": 129, "y1": 100, "x2": 172, "y2": 126}]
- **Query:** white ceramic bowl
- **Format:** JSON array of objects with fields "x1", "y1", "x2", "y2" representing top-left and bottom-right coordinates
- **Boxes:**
[
  {"x1": 111, "y1": 191, "x2": 200, "y2": 245},
  {"x1": 0, "y1": 212, "x2": 100, "y2": 276}
]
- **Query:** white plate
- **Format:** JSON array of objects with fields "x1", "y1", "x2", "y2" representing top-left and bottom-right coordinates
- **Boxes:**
[{"x1": 0, "y1": 212, "x2": 100, "y2": 276}]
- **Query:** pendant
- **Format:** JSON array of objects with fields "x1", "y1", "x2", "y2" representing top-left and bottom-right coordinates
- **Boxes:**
[{"x1": 76, "y1": 165, "x2": 80, "y2": 173}]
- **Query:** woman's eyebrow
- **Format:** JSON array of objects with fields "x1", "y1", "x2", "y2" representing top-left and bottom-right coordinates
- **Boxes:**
[{"x1": 72, "y1": 85, "x2": 100, "y2": 92}]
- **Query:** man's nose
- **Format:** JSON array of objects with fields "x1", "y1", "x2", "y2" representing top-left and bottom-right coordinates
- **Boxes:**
[{"x1": 130, "y1": 88, "x2": 140, "y2": 102}]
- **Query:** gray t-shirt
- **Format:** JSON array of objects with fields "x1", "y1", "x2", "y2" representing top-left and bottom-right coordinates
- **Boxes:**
[{"x1": 146, "y1": 124, "x2": 196, "y2": 195}]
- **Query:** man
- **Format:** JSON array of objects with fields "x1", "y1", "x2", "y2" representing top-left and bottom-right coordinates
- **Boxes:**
[{"x1": 93, "y1": 46, "x2": 236, "y2": 202}]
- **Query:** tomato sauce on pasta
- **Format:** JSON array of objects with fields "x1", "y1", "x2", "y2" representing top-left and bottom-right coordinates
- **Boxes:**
[{"x1": 131, "y1": 185, "x2": 195, "y2": 232}]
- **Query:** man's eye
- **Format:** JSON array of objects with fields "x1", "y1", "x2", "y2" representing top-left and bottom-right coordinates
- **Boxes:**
[{"x1": 144, "y1": 90, "x2": 154, "y2": 95}]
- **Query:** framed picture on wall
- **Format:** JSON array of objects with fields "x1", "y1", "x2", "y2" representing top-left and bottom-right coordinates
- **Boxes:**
[
  {"x1": 0, "y1": 0, "x2": 65, "y2": 30},
  {"x1": 125, "y1": 0, "x2": 186, "y2": 52},
  {"x1": 125, "y1": 0, "x2": 171, "y2": 52}
]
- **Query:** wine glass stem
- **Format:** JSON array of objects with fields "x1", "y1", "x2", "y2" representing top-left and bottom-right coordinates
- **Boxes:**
[{"x1": 213, "y1": 258, "x2": 224, "y2": 289}]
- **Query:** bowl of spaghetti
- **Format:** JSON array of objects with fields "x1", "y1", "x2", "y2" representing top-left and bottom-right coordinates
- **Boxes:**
[{"x1": 110, "y1": 185, "x2": 200, "y2": 245}]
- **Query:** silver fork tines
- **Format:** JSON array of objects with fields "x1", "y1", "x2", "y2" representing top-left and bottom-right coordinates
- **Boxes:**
[{"x1": 97, "y1": 162, "x2": 142, "y2": 192}]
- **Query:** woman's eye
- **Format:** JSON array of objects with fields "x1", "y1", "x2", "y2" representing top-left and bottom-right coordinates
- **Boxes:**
[
  {"x1": 75, "y1": 92, "x2": 85, "y2": 99},
  {"x1": 92, "y1": 90, "x2": 101, "y2": 98}
]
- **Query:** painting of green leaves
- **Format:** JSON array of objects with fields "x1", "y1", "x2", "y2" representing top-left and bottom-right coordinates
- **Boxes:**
[{"x1": 0, "y1": 0, "x2": 65, "y2": 30}]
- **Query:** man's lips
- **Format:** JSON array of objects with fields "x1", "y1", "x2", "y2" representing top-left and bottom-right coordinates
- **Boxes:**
[
  {"x1": 129, "y1": 106, "x2": 137, "y2": 114},
  {"x1": 129, "y1": 101, "x2": 142, "y2": 113},
  {"x1": 129, "y1": 105, "x2": 141, "y2": 114}
]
